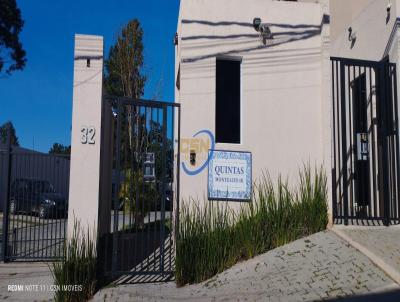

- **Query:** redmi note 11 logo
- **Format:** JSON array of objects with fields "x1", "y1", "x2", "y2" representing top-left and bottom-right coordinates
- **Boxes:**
[{"x1": 181, "y1": 129, "x2": 215, "y2": 176}]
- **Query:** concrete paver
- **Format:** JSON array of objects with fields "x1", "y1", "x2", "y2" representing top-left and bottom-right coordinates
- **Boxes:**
[
  {"x1": 0, "y1": 262, "x2": 54, "y2": 302},
  {"x1": 94, "y1": 231, "x2": 399, "y2": 302},
  {"x1": 1, "y1": 229, "x2": 399, "y2": 302},
  {"x1": 336, "y1": 225, "x2": 400, "y2": 274}
]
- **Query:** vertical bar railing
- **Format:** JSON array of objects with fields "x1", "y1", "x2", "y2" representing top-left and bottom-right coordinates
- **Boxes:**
[
  {"x1": 340, "y1": 62, "x2": 349, "y2": 225},
  {"x1": 112, "y1": 101, "x2": 122, "y2": 277},
  {"x1": 349, "y1": 65, "x2": 354, "y2": 220},
  {"x1": 2, "y1": 126, "x2": 12, "y2": 261},
  {"x1": 175, "y1": 106, "x2": 181, "y2": 256},
  {"x1": 330, "y1": 58, "x2": 400, "y2": 225},
  {"x1": 392, "y1": 64, "x2": 400, "y2": 222},
  {"x1": 102, "y1": 97, "x2": 181, "y2": 276},
  {"x1": 160, "y1": 106, "x2": 167, "y2": 274},
  {"x1": 369, "y1": 67, "x2": 377, "y2": 220},
  {"x1": 380, "y1": 63, "x2": 391, "y2": 226}
]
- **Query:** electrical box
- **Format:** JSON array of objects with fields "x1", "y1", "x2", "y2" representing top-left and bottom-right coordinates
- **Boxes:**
[
  {"x1": 357, "y1": 133, "x2": 368, "y2": 161},
  {"x1": 143, "y1": 152, "x2": 155, "y2": 181}
]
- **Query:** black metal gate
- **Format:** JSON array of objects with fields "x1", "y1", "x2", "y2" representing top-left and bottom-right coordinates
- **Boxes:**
[
  {"x1": 1, "y1": 130, "x2": 70, "y2": 261},
  {"x1": 331, "y1": 57, "x2": 400, "y2": 225},
  {"x1": 100, "y1": 97, "x2": 180, "y2": 280}
]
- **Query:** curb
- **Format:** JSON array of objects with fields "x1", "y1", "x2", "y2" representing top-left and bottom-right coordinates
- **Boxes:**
[{"x1": 331, "y1": 227, "x2": 400, "y2": 286}]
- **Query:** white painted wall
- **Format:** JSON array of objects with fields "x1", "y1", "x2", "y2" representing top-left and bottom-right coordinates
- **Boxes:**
[
  {"x1": 330, "y1": 0, "x2": 397, "y2": 61},
  {"x1": 176, "y1": 0, "x2": 331, "y2": 214},
  {"x1": 68, "y1": 34, "x2": 104, "y2": 237}
]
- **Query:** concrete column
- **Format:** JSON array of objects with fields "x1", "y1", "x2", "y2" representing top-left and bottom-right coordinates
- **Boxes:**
[
  {"x1": 320, "y1": 1, "x2": 333, "y2": 226},
  {"x1": 68, "y1": 34, "x2": 104, "y2": 237}
]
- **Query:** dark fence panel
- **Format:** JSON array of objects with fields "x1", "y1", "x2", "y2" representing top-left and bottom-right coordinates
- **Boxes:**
[
  {"x1": 1, "y1": 147, "x2": 70, "y2": 261},
  {"x1": 331, "y1": 57, "x2": 400, "y2": 226}
]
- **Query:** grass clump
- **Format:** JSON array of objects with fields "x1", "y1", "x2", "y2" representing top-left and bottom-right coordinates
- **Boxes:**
[
  {"x1": 51, "y1": 219, "x2": 97, "y2": 302},
  {"x1": 175, "y1": 165, "x2": 328, "y2": 286}
]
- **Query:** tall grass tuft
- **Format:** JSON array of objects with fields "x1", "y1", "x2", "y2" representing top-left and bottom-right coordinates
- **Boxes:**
[
  {"x1": 175, "y1": 165, "x2": 328, "y2": 286},
  {"x1": 51, "y1": 218, "x2": 97, "y2": 302}
]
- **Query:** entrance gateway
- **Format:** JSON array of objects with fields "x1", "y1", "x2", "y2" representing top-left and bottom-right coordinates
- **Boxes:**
[
  {"x1": 98, "y1": 96, "x2": 181, "y2": 279},
  {"x1": 331, "y1": 57, "x2": 400, "y2": 225}
]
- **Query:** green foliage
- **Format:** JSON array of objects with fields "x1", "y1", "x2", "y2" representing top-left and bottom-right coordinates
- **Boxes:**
[
  {"x1": 51, "y1": 219, "x2": 97, "y2": 302},
  {"x1": 104, "y1": 19, "x2": 146, "y2": 98},
  {"x1": 0, "y1": 121, "x2": 19, "y2": 146},
  {"x1": 0, "y1": 0, "x2": 26, "y2": 75},
  {"x1": 119, "y1": 169, "x2": 159, "y2": 218},
  {"x1": 49, "y1": 143, "x2": 71, "y2": 155},
  {"x1": 116, "y1": 118, "x2": 174, "y2": 218},
  {"x1": 175, "y1": 165, "x2": 328, "y2": 286}
]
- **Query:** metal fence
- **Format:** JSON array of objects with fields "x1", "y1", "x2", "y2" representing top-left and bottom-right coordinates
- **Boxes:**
[
  {"x1": 331, "y1": 57, "x2": 400, "y2": 225},
  {"x1": 99, "y1": 97, "x2": 180, "y2": 280},
  {"x1": 1, "y1": 135, "x2": 70, "y2": 261}
]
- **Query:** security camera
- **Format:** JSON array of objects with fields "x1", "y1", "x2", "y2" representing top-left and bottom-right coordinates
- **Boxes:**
[
  {"x1": 253, "y1": 18, "x2": 262, "y2": 32},
  {"x1": 253, "y1": 17, "x2": 273, "y2": 42}
]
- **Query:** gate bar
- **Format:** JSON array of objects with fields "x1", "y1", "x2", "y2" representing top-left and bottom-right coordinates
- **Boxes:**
[
  {"x1": 1, "y1": 127, "x2": 12, "y2": 261},
  {"x1": 340, "y1": 62, "x2": 349, "y2": 225},
  {"x1": 160, "y1": 107, "x2": 167, "y2": 273},
  {"x1": 392, "y1": 65, "x2": 400, "y2": 220},
  {"x1": 103, "y1": 96, "x2": 180, "y2": 109},
  {"x1": 380, "y1": 64, "x2": 391, "y2": 226},
  {"x1": 112, "y1": 101, "x2": 122, "y2": 277}
]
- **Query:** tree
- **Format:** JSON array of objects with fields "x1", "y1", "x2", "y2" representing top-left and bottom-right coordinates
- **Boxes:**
[
  {"x1": 49, "y1": 143, "x2": 71, "y2": 155},
  {"x1": 104, "y1": 19, "x2": 146, "y2": 98},
  {"x1": 0, "y1": 0, "x2": 26, "y2": 75},
  {"x1": 0, "y1": 121, "x2": 19, "y2": 146},
  {"x1": 104, "y1": 19, "x2": 147, "y2": 158}
]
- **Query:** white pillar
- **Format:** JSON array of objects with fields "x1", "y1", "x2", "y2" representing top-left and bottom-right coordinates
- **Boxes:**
[
  {"x1": 68, "y1": 34, "x2": 104, "y2": 237},
  {"x1": 320, "y1": 1, "x2": 333, "y2": 226}
]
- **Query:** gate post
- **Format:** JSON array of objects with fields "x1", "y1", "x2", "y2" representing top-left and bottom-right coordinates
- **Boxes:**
[
  {"x1": 68, "y1": 34, "x2": 105, "y2": 239},
  {"x1": 1, "y1": 126, "x2": 12, "y2": 262}
]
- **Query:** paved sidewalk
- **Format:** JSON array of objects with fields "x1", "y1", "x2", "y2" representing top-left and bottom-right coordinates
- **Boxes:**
[
  {"x1": 335, "y1": 225, "x2": 400, "y2": 273},
  {"x1": 0, "y1": 262, "x2": 54, "y2": 302},
  {"x1": 94, "y1": 231, "x2": 400, "y2": 302},
  {"x1": 333, "y1": 224, "x2": 400, "y2": 284}
]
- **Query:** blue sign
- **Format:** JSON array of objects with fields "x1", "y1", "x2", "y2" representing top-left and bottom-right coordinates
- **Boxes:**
[{"x1": 208, "y1": 150, "x2": 252, "y2": 201}]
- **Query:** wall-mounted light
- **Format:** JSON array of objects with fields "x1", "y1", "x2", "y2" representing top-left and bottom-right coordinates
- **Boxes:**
[
  {"x1": 386, "y1": 3, "x2": 392, "y2": 24},
  {"x1": 348, "y1": 27, "x2": 356, "y2": 42},
  {"x1": 387, "y1": 3, "x2": 392, "y2": 13}
]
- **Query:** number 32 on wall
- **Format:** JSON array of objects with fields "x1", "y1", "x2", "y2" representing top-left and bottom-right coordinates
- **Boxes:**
[{"x1": 80, "y1": 126, "x2": 96, "y2": 144}]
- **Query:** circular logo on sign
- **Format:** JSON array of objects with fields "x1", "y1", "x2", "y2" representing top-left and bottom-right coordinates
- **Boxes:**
[{"x1": 181, "y1": 129, "x2": 215, "y2": 176}]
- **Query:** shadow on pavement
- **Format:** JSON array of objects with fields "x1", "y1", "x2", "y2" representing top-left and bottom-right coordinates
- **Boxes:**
[{"x1": 325, "y1": 289, "x2": 400, "y2": 302}]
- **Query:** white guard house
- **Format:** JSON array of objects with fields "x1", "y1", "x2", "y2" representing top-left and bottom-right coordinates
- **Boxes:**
[
  {"x1": 175, "y1": 0, "x2": 400, "y2": 226},
  {"x1": 61, "y1": 0, "x2": 400, "y2": 280}
]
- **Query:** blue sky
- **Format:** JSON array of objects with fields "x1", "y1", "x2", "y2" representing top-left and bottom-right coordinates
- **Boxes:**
[{"x1": 0, "y1": 0, "x2": 179, "y2": 152}]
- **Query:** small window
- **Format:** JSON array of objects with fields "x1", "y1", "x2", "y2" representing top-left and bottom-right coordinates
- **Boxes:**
[{"x1": 215, "y1": 58, "x2": 241, "y2": 144}]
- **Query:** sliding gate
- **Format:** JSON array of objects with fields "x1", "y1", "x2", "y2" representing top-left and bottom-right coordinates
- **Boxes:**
[
  {"x1": 331, "y1": 57, "x2": 400, "y2": 225},
  {"x1": 100, "y1": 97, "x2": 180, "y2": 280}
]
